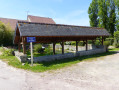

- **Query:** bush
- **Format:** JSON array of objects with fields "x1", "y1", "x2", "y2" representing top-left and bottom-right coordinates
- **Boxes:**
[
  {"x1": 88, "y1": 40, "x2": 92, "y2": 44},
  {"x1": 94, "y1": 40, "x2": 101, "y2": 45},
  {"x1": 105, "y1": 38, "x2": 114, "y2": 45},
  {"x1": 114, "y1": 31, "x2": 119, "y2": 47},
  {"x1": 34, "y1": 44, "x2": 42, "y2": 53},
  {"x1": 71, "y1": 41, "x2": 76, "y2": 45},
  {"x1": 104, "y1": 41, "x2": 110, "y2": 52},
  {"x1": 79, "y1": 41, "x2": 85, "y2": 46},
  {"x1": 2, "y1": 48, "x2": 14, "y2": 56},
  {"x1": 114, "y1": 31, "x2": 119, "y2": 40},
  {"x1": 115, "y1": 43, "x2": 119, "y2": 48},
  {"x1": 71, "y1": 41, "x2": 85, "y2": 46},
  {"x1": 104, "y1": 41, "x2": 110, "y2": 47},
  {"x1": 0, "y1": 21, "x2": 13, "y2": 46}
]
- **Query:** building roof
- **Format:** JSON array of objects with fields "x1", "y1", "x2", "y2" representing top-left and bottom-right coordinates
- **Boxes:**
[
  {"x1": 0, "y1": 18, "x2": 25, "y2": 31},
  {"x1": 18, "y1": 21, "x2": 110, "y2": 37},
  {"x1": 0, "y1": 15, "x2": 56, "y2": 30},
  {"x1": 27, "y1": 15, "x2": 56, "y2": 24},
  {"x1": 14, "y1": 21, "x2": 110, "y2": 44}
]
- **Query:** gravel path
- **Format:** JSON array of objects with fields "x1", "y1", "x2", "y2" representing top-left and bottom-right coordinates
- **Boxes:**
[{"x1": 0, "y1": 52, "x2": 119, "y2": 90}]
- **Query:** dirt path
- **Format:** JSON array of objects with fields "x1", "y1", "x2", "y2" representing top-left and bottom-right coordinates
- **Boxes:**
[{"x1": 0, "y1": 52, "x2": 119, "y2": 90}]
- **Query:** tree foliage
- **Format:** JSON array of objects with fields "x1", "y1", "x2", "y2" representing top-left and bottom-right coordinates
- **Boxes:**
[
  {"x1": 114, "y1": 31, "x2": 119, "y2": 40},
  {"x1": 0, "y1": 21, "x2": 13, "y2": 46},
  {"x1": 88, "y1": 0, "x2": 117, "y2": 36},
  {"x1": 114, "y1": 31, "x2": 119, "y2": 47},
  {"x1": 88, "y1": 0, "x2": 98, "y2": 27}
]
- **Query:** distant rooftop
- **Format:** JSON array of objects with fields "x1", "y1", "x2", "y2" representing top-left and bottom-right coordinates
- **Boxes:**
[
  {"x1": 27, "y1": 15, "x2": 56, "y2": 24},
  {"x1": 0, "y1": 15, "x2": 56, "y2": 31}
]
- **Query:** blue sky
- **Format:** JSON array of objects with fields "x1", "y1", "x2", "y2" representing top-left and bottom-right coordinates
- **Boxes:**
[{"x1": 0, "y1": 0, "x2": 92, "y2": 26}]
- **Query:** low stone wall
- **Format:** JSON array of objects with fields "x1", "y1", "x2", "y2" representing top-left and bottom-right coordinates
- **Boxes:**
[
  {"x1": 14, "y1": 51, "x2": 27, "y2": 63},
  {"x1": 15, "y1": 45, "x2": 106, "y2": 63},
  {"x1": 33, "y1": 47, "x2": 106, "y2": 63}
]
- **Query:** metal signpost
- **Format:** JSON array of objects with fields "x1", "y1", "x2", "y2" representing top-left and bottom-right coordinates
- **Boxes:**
[{"x1": 27, "y1": 37, "x2": 36, "y2": 66}]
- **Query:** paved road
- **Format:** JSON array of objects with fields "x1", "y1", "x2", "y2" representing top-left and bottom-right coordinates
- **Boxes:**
[{"x1": 0, "y1": 52, "x2": 119, "y2": 90}]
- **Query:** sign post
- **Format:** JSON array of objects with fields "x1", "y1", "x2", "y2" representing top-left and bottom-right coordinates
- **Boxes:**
[
  {"x1": 30, "y1": 42, "x2": 33, "y2": 66},
  {"x1": 27, "y1": 37, "x2": 36, "y2": 66}
]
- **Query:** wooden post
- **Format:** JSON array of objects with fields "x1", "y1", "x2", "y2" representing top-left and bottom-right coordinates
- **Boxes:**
[
  {"x1": 62, "y1": 41, "x2": 64, "y2": 54},
  {"x1": 22, "y1": 37, "x2": 26, "y2": 54},
  {"x1": 92, "y1": 40, "x2": 95, "y2": 45},
  {"x1": 86, "y1": 39, "x2": 88, "y2": 51},
  {"x1": 18, "y1": 43, "x2": 21, "y2": 52},
  {"x1": 53, "y1": 43, "x2": 56, "y2": 55},
  {"x1": 76, "y1": 41, "x2": 78, "y2": 52},
  {"x1": 102, "y1": 36, "x2": 104, "y2": 45}
]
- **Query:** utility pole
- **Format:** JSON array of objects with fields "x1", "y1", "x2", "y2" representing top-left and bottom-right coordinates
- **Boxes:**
[
  {"x1": 26, "y1": 11, "x2": 30, "y2": 16},
  {"x1": 26, "y1": 11, "x2": 30, "y2": 20}
]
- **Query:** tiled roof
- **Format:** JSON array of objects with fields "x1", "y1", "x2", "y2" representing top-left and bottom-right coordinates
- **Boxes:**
[
  {"x1": 0, "y1": 18, "x2": 25, "y2": 31},
  {"x1": 0, "y1": 15, "x2": 56, "y2": 31},
  {"x1": 17, "y1": 21, "x2": 110, "y2": 37},
  {"x1": 27, "y1": 15, "x2": 56, "y2": 24}
]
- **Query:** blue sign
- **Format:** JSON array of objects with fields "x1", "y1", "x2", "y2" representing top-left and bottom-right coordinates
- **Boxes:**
[{"x1": 27, "y1": 37, "x2": 36, "y2": 42}]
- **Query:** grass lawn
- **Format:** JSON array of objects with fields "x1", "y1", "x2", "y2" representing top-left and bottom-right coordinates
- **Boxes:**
[
  {"x1": 27, "y1": 48, "x2": 70, "y2": 57},
  {"x1": 0, "y1": 48, "x2": 119, "y2": 72}
]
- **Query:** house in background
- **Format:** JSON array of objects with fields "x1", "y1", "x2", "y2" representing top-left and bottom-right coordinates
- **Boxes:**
[{"x1": 0, "y1": 15, "x2": 56, "y2": 31}]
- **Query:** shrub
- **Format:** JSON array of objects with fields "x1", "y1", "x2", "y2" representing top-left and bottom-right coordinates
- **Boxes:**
[
  {"x1": 34, "y1": 44, "x2": 42, "y2": 53},
  {"x1": 0, "y1": 21, "x2": 13, "y2": 46},
  {"x1": 88, "y1": 40, "x2": 92, "y2": 44},
  {"x1": 66, "y1": 48, "x2": 69, "y2": 50},
  {"x1": 71, "y1": 41, "x2": 76, "y2": 45},
  {"x1": 104, "y1": 41, "x2": 110, "y2": 47},
  {"x1": 114, "y1": 31, "x2": 119, "y2": 47},
  {"x1": 115, "y1": 43, "x2": 119, "y2": 48},
  {"x1": 2, "y1": 48, "x2": 14, "y2": 56},
  {"x1": 105, "y1": 38, "x2": 114, "y2": 45},
  {"x1": 114, "y1": 31, "x2": 119, "y2": 40},
  {"x1": 104, "y1": 41, "x2": 110, "y2": 52},
  {"x1": 78, "y1": 41, "x2": 85, "y2": 46},
  {"x1": 94, "y1": 40, "x2": 101, "y2": 45},
  {"x1": 45, "y1": 46, "x2": 51, "y2": 53}
]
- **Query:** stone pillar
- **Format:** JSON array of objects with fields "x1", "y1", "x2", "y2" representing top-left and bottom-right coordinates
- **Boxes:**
[
  {"x1": 22, "y1": 37, "x2": 26, "y2": 54},
  {"x1": 53, "y1": 43, "x2": 56, "y2": 55},
  {"x1": 76, "y1": 41, "x2": 78, "y2": 52}
]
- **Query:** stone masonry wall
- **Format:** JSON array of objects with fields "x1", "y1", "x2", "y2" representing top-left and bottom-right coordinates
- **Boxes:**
[
  {"x1": 14, "y1": 51, "x2": 27, "y2": 63},
  {"x1": 33, "y1": 47, "x2": 106, "y2": 63},
  {"x1": 15, "y1": 45, "x2": 106, "y2": 63}
]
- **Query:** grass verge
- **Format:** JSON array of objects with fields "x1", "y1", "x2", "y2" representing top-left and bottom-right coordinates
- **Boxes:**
[{"x1": 0, "y1": 48, "x2": 119, "y2": 72}]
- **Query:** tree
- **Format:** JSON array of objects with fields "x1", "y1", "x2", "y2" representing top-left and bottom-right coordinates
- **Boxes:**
[
  {"x1": 114, "y1": 31, "x2": 119, "y2": 47},
  {"x1": 98, "y1": 0, "x2": 109, "y2": 29},
  {"x1": 88, "y1": 0, "x2": 117, "y2": 36},
  {"x1": 88, "y1": 0, "x2": 98, "y2": 27},
  {"x1": 0, "y1": 21, "x2": 13, "y2": 46},
  {"x1": 114, "y1": 0, "x2": 119, "y2": 31},
  {"x1": 108, "y1": 0, "x2": 116, "y2": 36}
]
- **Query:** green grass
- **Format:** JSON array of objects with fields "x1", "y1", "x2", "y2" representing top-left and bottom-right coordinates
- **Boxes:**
[
  {"x1": 108, "y1": 48, "x2": 119, "y2": 51},
  {"x1": 0, "y1": 48, "x2": 119, "y2": 72},
  {"x1": 27, "y1": 48, "x2": 69, "y2": 57}
]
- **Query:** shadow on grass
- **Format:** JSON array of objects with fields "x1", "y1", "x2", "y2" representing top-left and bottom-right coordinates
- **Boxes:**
[{"x1": 40, "y1": 51, "x2": 118, "y2": 67}]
